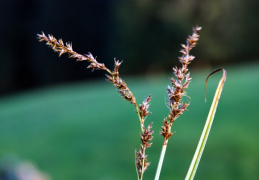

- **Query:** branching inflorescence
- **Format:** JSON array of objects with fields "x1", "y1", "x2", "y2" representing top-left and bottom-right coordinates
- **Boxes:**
[
  {"x1": 38, "y1": 26, "x2": 202, "y2": 180},
  {"x1": 38, "y1": 32, "x2": 153, "y2": 180}
]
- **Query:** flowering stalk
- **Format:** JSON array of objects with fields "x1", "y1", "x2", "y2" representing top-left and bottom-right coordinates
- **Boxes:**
[
  {"x1": 135, "y1": 96, "x2": 153, "y2": 180},
  {"x1": 155, "y1": 26, "x2": 202, "y2": 180},
  {"x1": 37, "y1": 32, "x2": 153, "y2": 179}
]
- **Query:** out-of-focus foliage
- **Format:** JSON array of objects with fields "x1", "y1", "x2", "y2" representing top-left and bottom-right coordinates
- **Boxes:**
[
  {"x1": 0, "y1": 0, "x2": 258, "y2": 95},
  {"x1": 0, "y1": 64, "x2": 258, "y2": 180},
  {"x1": 114, "y1": 0, "x2": 259, "y2": 67}
]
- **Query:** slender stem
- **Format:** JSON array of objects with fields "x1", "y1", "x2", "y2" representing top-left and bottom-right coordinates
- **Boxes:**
[
  {"x1": 104, "y1": 68, "x2": 112, "y2": 76},
  {"x1": 185, "y1": 69, "x2": 226, "y2": 180},
  {"x1": 140, "y1": 148, "x2": 146, "y2": 180},
  {"x1": 154, "y1": 139, "x2": 168, "y2": 180}
]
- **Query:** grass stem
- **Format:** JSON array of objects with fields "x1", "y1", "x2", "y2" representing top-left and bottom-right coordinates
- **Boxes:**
[
  {"x1": 154, "y1": 139, "x2": 168, "y2": 180},
  {"x1": 185, "y1": 68, "x2": 226, "y2": 180}
]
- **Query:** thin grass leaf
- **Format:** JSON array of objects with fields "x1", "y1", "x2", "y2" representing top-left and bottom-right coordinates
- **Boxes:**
[{"x1": 185, "y1": 68, "x2": 227, "y2": 180}]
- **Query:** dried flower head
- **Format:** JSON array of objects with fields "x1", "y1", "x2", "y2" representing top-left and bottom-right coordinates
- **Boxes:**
[
  {"x1": 37, "y1": 32, "x2": 140, "y2": 106},
  {"x1": 138, "y1": 95, "x2": 151, "y2": 126},
  {"x1": 136, "y1": 123, "x2": 153, "y2": 179},
  {"x1": 38, "y1": 33, "x2": 108, "y2": 71},
  {"x1": 161, "y1": 26, "x2": 202, "y2": 143}
]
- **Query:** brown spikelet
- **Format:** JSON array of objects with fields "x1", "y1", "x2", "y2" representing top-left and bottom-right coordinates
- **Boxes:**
[
  {"x1": 38, "y1": 31, "x2": 153, "y2": 179},
  {"x1": 136, "y1": 123, "x2": 153, "y2": 179},
  {"x1": 161, "y1": 26, "x2": 202, "y2": 140}
]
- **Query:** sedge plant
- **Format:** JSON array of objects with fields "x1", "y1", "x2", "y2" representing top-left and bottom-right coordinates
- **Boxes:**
[{"x1": 37, "y1": 26, "x2": 226, "y2": 180}]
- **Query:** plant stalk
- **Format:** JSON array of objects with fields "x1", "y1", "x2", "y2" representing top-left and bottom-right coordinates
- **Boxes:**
[{"x1": 154, "y1": 139, "x2": 168, "y2": 180}]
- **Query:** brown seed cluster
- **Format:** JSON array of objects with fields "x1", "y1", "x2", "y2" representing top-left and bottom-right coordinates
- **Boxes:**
[
  {"x1": 38, "y1": 32, "x2": 153, "y2": 179},
  {"x1": 38, "y1": 32, "x2": 108, "y2": 71},
  {"x1": 38, "y1": 27, "x2": 201, "y2": 179},
  {"x1": 161, "y1": 26, "x2": 202, "y2": 143},
  {"x1": 106, "y1": 60, "x2": 137, "y2": 105},
  {"x1": 138, "y1": 95, "x2": 151, "y2": 128},
  {"x1": 136, "y1": 123, "x2": 153, "y2": 179},
  {"x1": 135, "y1": 96, "x2": 153, "y2": 179},
  {"x1": 37, "y1": 32, "x2": 138, "y2": 105}
]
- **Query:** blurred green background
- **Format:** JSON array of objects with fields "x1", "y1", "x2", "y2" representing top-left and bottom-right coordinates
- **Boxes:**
[
  {"x1": 0, "y1": 63, "x2": 259, "y2": 179},
  {"x1": 0, "y1": 0, "x2": 259, "y2": 180}
]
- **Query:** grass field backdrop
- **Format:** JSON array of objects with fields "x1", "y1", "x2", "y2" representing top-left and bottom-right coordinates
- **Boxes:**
[{"x1": 0, "y1": 63, "x2": 258, "y2": 180}]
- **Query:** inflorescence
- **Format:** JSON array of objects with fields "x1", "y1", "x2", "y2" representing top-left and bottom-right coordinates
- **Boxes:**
[
  {"x1": 161, "y1": 26, "x2": 202, "y2": 144},
  {"x1": 37, "y1": 26, "x2": 201, "y2": 179}
]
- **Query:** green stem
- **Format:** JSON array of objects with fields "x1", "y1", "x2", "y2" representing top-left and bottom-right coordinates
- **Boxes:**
[
  {"x1": 185, "y1": 68, "x2": 226, "y2": 180},
  {"x1": 154, "y1": 139, "x2": 168, "y2": 180}
]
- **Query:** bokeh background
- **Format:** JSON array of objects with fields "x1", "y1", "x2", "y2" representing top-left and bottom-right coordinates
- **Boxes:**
[{"x1": 0, "y1": 0, "x2": 259, "y2": 180}]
